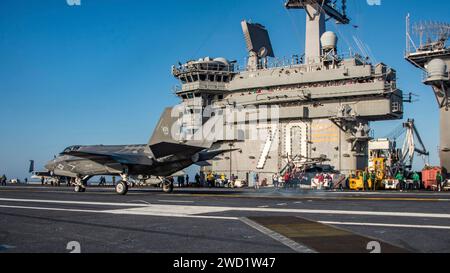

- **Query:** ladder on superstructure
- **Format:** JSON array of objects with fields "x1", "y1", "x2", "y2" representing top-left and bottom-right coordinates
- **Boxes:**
[{"x1": 257, "y1": 125, "x2": 278, "y2": 169}]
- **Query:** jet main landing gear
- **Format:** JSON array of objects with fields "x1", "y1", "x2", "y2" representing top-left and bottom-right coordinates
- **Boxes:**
[
  {"x1": 115, "y1": 181, "x2": 129, "y2": 195},
  {"x1": 74, "y1": 185, "x2": 86, "y2": 193},
  {"x1": 115, "y1": 174, "x2": 129, "y2": 195},
  {"x1": 161, "y1": 177, "x2": 174, "y2": 193}
]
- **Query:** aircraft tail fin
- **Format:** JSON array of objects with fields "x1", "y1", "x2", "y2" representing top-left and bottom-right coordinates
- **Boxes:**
[
  {"x1": 149, "y1": 107, "x2": 214, "y2": 148},
  {"x1": 148, "y1": 107, "x2": 221, "y2": 159},
  {"x1": 148, "y1": 107, "x2": 181, "y2": 147},
  {"x1": 29, "y1": 160, "x2": 35, "y2": 173}
]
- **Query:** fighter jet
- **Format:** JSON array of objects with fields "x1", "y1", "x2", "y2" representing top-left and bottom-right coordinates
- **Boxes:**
[{"x1": 37, "y1": 107, "x2": 232, "y2": 195}]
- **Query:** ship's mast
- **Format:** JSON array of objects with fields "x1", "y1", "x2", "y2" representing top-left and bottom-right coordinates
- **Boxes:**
[
  {"x1": 285, "y1": 0, "x2": 349, "y2": 64},
  {"x1": 405, "y1": 16, "x2": 450, "y2": 176}
]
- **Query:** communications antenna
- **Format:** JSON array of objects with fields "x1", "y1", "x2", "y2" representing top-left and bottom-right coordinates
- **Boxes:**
[
  {"x1": 285, "y1": 0, "x2": 349, "y2": 64},
  {"x1": 405, "y1": 14, "x2": 450, "y2": 176}
]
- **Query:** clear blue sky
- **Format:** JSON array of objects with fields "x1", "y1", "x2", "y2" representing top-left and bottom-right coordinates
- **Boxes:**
[{"x1": 0, "y1": 0, "x2": 448, "y2": 179}]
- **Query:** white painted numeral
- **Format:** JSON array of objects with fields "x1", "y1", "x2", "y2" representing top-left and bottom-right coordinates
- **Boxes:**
[
  {"x1": 367, "y1": 241, "x2": 381, "y2": 253},
  {"x1": 66, "y1": 241, "x2": 81, "y2": 253}
]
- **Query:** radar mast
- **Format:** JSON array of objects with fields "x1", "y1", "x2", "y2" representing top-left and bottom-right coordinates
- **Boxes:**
[{"x1": 285, "y1": 0, "x2": 349, "y2": 64}]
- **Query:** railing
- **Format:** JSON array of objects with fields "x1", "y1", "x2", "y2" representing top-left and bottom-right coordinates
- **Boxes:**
[
  {"x1": 172, "y1": 62, "x2": 237, "y2": 76},
  {"x1": 173, "y1": 81, "x2": 228, "y2": 93},
  {"x1": 173, "y1": 52, "x2": 373, "y2": 79},
  {"x1": 249, "y1": 52, "x2": 370, "y2": 71}
]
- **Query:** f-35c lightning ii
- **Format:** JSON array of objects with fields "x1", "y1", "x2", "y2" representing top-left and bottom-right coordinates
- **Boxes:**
[{"x1": 38, "y1": 107, "x2": 231, "y2": 195}]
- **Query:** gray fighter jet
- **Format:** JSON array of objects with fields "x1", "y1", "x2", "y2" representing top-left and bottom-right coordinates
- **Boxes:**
[{"x1": 36, "y1": 107, "x2": 232, "y2": 195}]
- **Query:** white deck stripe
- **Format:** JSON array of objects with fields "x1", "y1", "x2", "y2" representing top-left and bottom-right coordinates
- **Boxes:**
[
  {"x1": 157, "y1": 200, "x2": 195, "y2": 204},
  {"x1": 0, "y1": 204, "x2": 238, "y2": 220},
  {"x1": 243, "y1": 208, "x2": 450, "y2": 219},
  {"x1": 0, "y1": 204, "x2": 105, "y2": 214},
  {"x1": 0, "y1": 198, "x2": 151, "y2": 207},
  {"x1": 2, "y1": 197, "x2": 450, "y2": 219},
  {"x1": 320, "y1": 221, "x2": 450, "y2": 230}
]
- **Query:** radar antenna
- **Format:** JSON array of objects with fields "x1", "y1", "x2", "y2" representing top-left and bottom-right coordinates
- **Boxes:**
[
  {"x1": 413, "y1": 21, "x2": 450, "y2": 51},
  {"x1": 285, "y1": 0, "x2": 349, "y2": 24},
  {"x1": 405, "y1": 15, "x2": 450, "y2": 176},
  {"x1": 284, "y1": 0, "x2": 350, "y2": 64}
]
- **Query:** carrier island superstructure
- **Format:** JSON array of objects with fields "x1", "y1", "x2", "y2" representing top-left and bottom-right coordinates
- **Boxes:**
[{"x1": 171, "y1": 0, "x2": 404, "y2": 183}]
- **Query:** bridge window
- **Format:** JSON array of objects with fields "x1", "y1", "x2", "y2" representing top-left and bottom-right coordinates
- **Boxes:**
[{"x1": 392, "y1": 102, "x2": 403, "y2": 113}]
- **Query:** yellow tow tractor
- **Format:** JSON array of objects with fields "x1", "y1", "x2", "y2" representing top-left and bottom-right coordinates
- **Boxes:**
[
  {"x1": 349, "y1": 158, "x2": 386, "y2": 191},
  {"x1": 349, "y1": 170, "x2": 366, "y2": 191}
]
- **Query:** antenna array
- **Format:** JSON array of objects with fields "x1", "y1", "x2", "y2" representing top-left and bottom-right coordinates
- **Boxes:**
[{"x1": 413, "y1": 21, "x2": 450, "y2": 48}]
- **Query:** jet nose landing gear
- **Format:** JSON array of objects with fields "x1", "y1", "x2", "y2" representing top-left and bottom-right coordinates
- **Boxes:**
[{"x1": 74, "y1": 176, "x2": 88, "y2": 193}]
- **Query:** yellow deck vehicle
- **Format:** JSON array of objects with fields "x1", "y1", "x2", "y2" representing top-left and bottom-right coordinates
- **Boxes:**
[
  {"x1": 371, "y1": 158, "x2": 387, "y2": 180},
  {"x1": 349, "y1": 170, "x2": 383, "y2": 191},
  {"x1": 349, "y1": 158, "x2": 386, "y2": 191},
  {"x1": 349, "y1": 170, "x2": 365, "y2": 191}
]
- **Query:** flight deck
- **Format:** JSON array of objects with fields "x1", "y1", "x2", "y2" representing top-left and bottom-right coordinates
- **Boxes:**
[{"x1": 1, "y1": 184, "x2": 450, "y2": 253}]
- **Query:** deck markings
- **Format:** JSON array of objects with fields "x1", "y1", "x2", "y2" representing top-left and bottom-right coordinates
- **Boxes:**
[
  {"x1": 2, "y1": 203, "x2": 450, "y2": 232},
  {"x1": 320, "y1": 221, "x2": 450, "y2": 230},
  {"x1": 0, "y1": 204, "x2": 237, "y2": 221},
  {"x1": 0, "y1": 198, "x2": 152, "y2": 208},
  {"x1": 157, "y1": 200, "x2": 195, "y2": 204},
  {"x1": 240, "y1": 217, "x2": 316, "y2": 253},
  {"x1": 247, "y1": 216, "x2": 408, "y2": 253},
  {"x1": 164, "y1": 193, "x2": 450, "y2": 202},
  {"x1": 2, "y1": 198, "x2": 450, "y2": 219}
]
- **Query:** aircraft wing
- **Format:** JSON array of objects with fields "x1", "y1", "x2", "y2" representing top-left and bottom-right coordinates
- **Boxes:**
[
  {"x1": 191, "y1": 149, "x2": 238, "y2": 167},
  {"x1": 33, "y1": 171, "x2": 53, "y2": 177},
  {"x1": 197, "y1": 149, "x2": 239, "y2": 161},
  {"x1": 62, "y1": 150, "x2": 154, "y2": 166},
  {"x1": 150, "y1": 142, "x2": 206, "y2": 159},
  {"x1": 194, "y1": 161, "x2": 212, "y2": 167}
]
